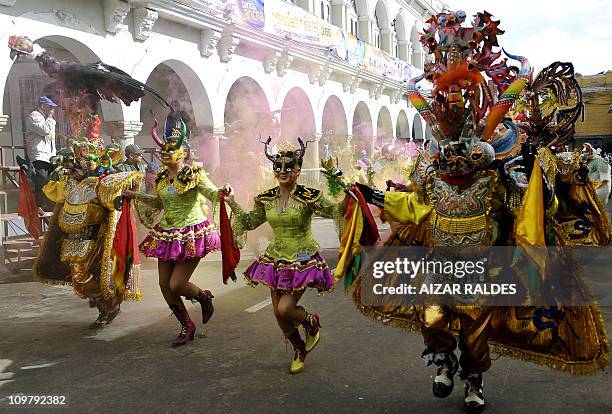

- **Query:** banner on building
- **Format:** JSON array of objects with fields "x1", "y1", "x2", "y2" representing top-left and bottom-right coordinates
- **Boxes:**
[{"x1": 198, "y1": 0, "x2": 417, "y2": 81}]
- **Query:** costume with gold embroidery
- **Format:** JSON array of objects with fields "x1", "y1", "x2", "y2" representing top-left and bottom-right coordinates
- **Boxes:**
[
  {"x1": 342, "y1": 9, "x2": 608, "y2": 413},
  {"x1": 136, "y1": 116, "x2": 221, "y2": 262},
  {"x1": 35, "y1": 142, "x2": 143, "y2": 327},
  {"x1": 230, "y1": 139, "x2": 343, "y2": 291}
]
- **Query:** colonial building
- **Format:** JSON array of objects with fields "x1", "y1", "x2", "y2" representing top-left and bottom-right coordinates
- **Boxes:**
[
  {"x1": 575, "y1": 71, "x2": 612, "y2": 152},
  {"x1": 0, "y1": 0, "x2": 444, "y2": 174}
]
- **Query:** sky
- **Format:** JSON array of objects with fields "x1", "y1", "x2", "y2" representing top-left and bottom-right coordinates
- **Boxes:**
[{"x1": 447, "y1": 0, "x2": 612, "y2": 75}]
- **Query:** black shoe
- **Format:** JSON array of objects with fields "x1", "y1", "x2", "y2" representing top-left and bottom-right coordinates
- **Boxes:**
[
  {"x1": 433, "y1": 352, "x2": 459, "y2": 398},
  {"x1": 463, "y1": 373, "x2": 485, "y2": 413},
  {"x1": 89, "y1": 313, "x2": 107, "y2": 330}
]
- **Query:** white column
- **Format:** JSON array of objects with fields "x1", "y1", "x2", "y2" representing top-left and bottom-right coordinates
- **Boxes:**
[
  {"x1": 208, "y1": 127, "x2": 224, "y2": 172},
  {"x1": 398, "y1": 40, "x2": 410, "y2": 62},
  {"x1": 309, "y1": 133, "x2": 321, "y2": 183},
  {"x1": 380, "y1": 29, "x2": 395, "y2": 54},
  {"x1": 358, "y1": 15, "x2": 373, "y2": 44},
  {"x1": 413, "y1": 48, "x2": 425, "y2": 70},
  {"x1": 331, "y1": 0, "x2": 348, "y2": 32},
  {"x1": 103, "y1": 120, "x2": 143, "y2": 151}
]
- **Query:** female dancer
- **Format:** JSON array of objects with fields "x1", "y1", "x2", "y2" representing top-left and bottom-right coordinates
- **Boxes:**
[
  {"x1": 225, "y1": 138, "x2": 346, "y2": 374},
  {"x1": 124, "y1": 117, "x2": 225, "y2": 347}
]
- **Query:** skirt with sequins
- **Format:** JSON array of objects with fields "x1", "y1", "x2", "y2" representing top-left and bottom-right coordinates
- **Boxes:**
[
  {"x1": 139, "y1": 220, "x2": 220, "y2": 262},
  {"x1": 244, "y1": 252, "x2": 334, "y2": 292}
]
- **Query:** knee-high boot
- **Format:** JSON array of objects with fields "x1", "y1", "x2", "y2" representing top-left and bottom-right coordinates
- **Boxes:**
[
  {"x1": 285, "y1": 329, "x2": 307, "y2": 374},
  {"x1": 169, "y1": 304, "x2": 196, "y2": 347}
]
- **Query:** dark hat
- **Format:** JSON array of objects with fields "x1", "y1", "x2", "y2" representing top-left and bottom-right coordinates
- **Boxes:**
[
  {"x1": 125, "y1": 144, "x2": 144, "y2": 156},
  {"x1": 39, "y1": 96, "x2": 57, "y2": 107}
]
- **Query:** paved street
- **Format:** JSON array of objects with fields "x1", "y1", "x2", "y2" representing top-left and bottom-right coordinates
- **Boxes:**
[{"x1": 0, "y1": 219, "x2": 611, "y2": 414}]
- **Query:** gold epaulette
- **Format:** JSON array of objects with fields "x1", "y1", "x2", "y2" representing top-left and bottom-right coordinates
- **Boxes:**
[
  {"x1": 176, "y1": 164, "x2": 203, "y2": 184},
  {"x1": 256, "y1": 187, "x2": 279, "y2": 201},
  {"x1": 290, "y1": 185, "x2": 322, "y2": 204},
  {"x1": 155, "y1": 168, "x2": 168, "y2": 184}
]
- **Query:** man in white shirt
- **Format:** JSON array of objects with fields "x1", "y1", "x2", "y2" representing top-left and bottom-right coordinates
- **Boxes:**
[
  {"x1": 22, "y1": 96, "x2": 58, "y2": 210},
  {"x1": 25, "y1": 95, "x2": 57, "y2": 163}
]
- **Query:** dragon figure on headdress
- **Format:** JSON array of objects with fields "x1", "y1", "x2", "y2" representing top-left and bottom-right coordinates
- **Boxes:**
[{"x1": 413, "y1": 10, "x2": 527, "y2": 148}]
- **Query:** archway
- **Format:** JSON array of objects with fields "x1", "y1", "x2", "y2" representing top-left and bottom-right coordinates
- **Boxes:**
[
  {"x1": 138, "y1": 59, "x2": 213, "y2": 166},
  {"x1": 321, "y1": 95, "x2": 348, "y2": 158},
  {"x1": 223, "y1": 76, "x2": 271, "y2": 148},
  {"x1": 394, "y1": 14, "x2": 408, "y2": 61},
  {"x1": 281, "y1": 87, "x2": 316, "y2": 168},
  {"x1": 374, "y1": 0, "x2": 391, "y2": 52},
  {"x1": 425, "y1": 123, "x2": 433, "y2": 140},
  {"x1": 411, "y1": 113, "x2": 424, "y2": 141},
  {"x1": 2, "y1": 36, "x2": 123, "y2": 164},
  {"x1": 352, "y1": 101, "x2": 373, "y2": 155},
  {"x1": 376, "y1": 106, "x2": 393, "y2": 147},
  {"x1": 396, "y1": 110, "x2": 410, "y2": 139},
  {"x1": 220, "y1": 76, "x2": 271, "y2": 204},
  {"x1": 410, "y1": 26, "x2": 423, "y2": 69},
  {"x1": 353, "y1": 0, "x2": 369, "y2": 40}
]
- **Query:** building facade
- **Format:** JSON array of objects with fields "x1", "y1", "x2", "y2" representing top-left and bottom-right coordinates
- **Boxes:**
[
  {"x1": 575, "y1": 71, "x2": 612, "y2": 153},
  {"x1": 0, "y1": 0, "x2": 445, "y2": 173}
]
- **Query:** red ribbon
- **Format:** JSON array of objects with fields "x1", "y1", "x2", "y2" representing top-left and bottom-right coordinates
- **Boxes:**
[
  {"x1": 17, "y1": 169, "x2": 42, "y2": 239},
  {"x1": 219, "y1": 194, "x2": 240, "y2": 284}
]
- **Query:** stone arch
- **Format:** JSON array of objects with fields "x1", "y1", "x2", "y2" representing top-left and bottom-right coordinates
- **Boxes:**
[
  {"x1": 374, "y1": 0, "x2": 391, "y2": 52},
  {"x1": 425, "y1": 123, "x2": 433, "y2": 140},
  {"x1": 223, "y1": 76, "x2": 271, "y2": 149},
  {"x1": 354, "y1": 0, "x2": 370, "y2": 40},
  {"x1": 410, "y1": 25, "x2": 423, "y2": 69},
  {"x1": 140, "y1": 59, "x2": 213, "y2": 133},
  {"x1": 1, "y1": 35, "x2": 122, "y2": 157},
  {"x1": 376, "y1": 106, "x2": 393, "y2": 146},
  {"x1": 394, "y1": 13, "x2": 408, "y2": 42},
  {"x1": 354, "y1": 0, "x2": 369, "y2": 16},
  {"x1": 412, "y1": 113, "x2": 424, "y2": 141},
  {"x1": 281, "y1": 87, "x2": 316, "y2": 141},
  {"x1": 352, "y1": 101, "x2": 373, "y2": 154},
  {"x1": 321, "y1": 95, "x2": 348, "y2": 154},
  {"x1": 374, "y1": 0, "x2": 391, "y2": 29},
  {"x1": 396, "y1": 110, "x2": 410, "y2": 139},
  {"x1": 138, "y1": 59, "x2": 213, "y2": 164},
  {"x1": 394, "y1": 12, "x2": 408, "y2": 61},
  {"x1": 281, "y1": 87, "x2": 317, "y2": 168}
]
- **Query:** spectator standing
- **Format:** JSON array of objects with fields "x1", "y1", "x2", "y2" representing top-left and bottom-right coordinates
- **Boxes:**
[
  {"x1": 114, "y1": 144, "x2": 147, "y2": 172},
  {"x1": 25, "y1": 95, "x2": 57, "y2": 163},
  {"x1": 23, "y1": 95, "x2": 58, "y2": 210}
]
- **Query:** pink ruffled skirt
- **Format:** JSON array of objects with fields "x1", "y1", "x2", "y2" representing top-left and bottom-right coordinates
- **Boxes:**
[
  {"x1": 139, "y1": 220, "x2": 220, "y2": 262},
  {"x1": 244, "y1": 252, "x2": 334, "y2": 292}
]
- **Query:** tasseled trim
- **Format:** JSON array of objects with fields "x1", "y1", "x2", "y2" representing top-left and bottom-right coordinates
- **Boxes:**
[
  {"x1": 97, "y1": 171, "x2": 143, "y2": 210},
  {"x1": 34, "y1": 275, "x2": 73, "y2": 287},
  {"x1": 490, "y1": 342, "x2": 608, "y2": 376},
  {"x1": 99, "y1": 211, "x2": 116, "y2": 300},
  {"x1": 351, "y1": 276, "x2": 609, "y2": 376},
  {"x1": 122, "y1": 291, "x2": 144, "y2": 301},
  {"x1": 34, "y1": 204, "x2": 72, "y2": 286}
]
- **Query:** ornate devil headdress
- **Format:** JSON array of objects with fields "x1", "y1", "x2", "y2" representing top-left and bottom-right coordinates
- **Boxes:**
[
  {"x1": 260, "y1": 136, "x2": 313, "y2": 170},
  {"x1": 407, "y1": 10, "x2": 531, "y2": 160},
  {"x1": 513, "y1": 61, "x2": 582, "y2": 148},
  {"x1": 150, "y1": 111, "x2": 187, "y2": 153}
]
